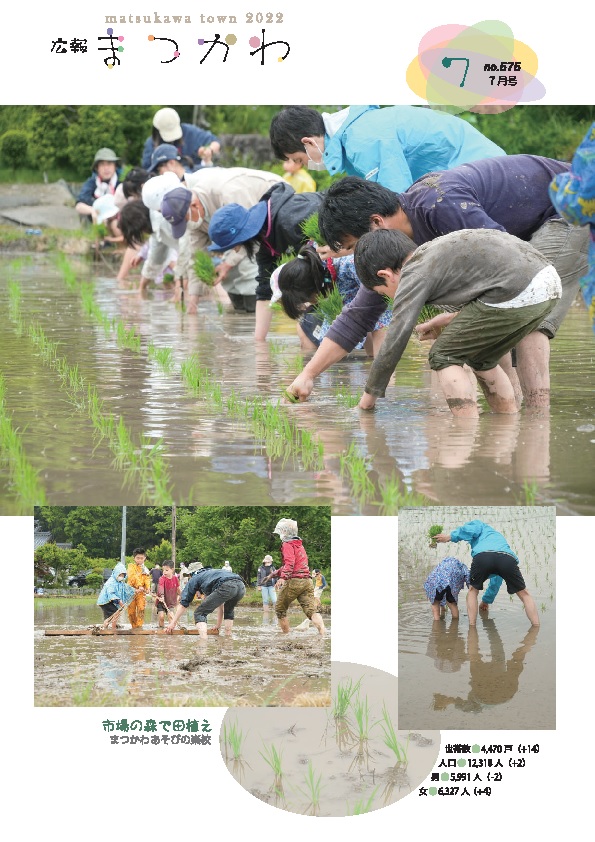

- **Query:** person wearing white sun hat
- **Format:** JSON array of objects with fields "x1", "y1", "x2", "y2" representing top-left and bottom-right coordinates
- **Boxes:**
[{"x1": 141, "y1": 107, "x2": 221, "y2": 172}]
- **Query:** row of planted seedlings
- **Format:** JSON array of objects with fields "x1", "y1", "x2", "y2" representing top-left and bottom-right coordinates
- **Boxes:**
[
  {"x1": 53, "y1": 254, "x2": 423, "y2": 506},
  {"x1": 180, "y1": 353, "x2": 325, "y2": 472},
  {"x1": 221, "y1": 678, "x2": 416, "y2": 817},
  {"x1": 6, "y1": 275, "x2": 173, "y2": 503},
  {"x1": 0, "y1": 372, "x2": 47, "y2": 508},
  {"x1": 57, "y1": 255, "x2": 327, "y2": 479}
]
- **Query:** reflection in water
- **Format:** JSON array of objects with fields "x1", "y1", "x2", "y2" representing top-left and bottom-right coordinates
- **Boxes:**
[
  {"x1": 1, "y1": 257, "x2": 594, "y2": 512},
  {"x1": 399, "y1": 507, "x2": 555, "y2": 729},
  {"x1": 431, "y1": 621, "x2": 539, "y2": 712}
]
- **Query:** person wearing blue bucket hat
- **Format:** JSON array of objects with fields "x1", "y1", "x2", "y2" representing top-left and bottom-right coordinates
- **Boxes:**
[
  {"x1": 208, "y1": 202, "x2": 268, "y2": 252},
  {"x1": 157, "y1": 167, "x2": 283, "y2": 313},
  {"x1": 207, "y1": 181, "x2": 323, "y2": 338}
]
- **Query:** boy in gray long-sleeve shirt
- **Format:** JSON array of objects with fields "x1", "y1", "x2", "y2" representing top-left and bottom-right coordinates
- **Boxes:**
[{"x1": 353, "y1": 228, "x2": 561, "y2": 418}]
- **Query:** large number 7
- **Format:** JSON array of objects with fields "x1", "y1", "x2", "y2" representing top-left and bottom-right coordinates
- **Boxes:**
[{"x1": 442, "y1": 56, "x2": 470, "y2": 88}]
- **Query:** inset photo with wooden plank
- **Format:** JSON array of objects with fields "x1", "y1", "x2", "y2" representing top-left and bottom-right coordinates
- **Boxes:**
[
  {"x1": 34, "y1": 505, "x2": 330, "y2": 707},
  {"x1": 398, "y1": 506, "x2": 555, "y2": 730}
]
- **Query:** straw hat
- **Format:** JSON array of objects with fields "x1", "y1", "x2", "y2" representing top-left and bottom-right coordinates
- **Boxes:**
[{"x1": 187, "y1": 561, "x2": 204, "y2": 574}]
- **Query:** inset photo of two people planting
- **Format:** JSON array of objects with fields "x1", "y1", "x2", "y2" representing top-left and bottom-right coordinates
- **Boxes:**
[
  {"x1": 34, "y1": 504, "x2": 330, "y2": 707},
  {"x1": 398, "y1": 506, "x2": 555, "y2": 730}
]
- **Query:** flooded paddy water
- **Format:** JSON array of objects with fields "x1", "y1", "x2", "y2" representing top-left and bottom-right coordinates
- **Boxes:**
[
  {"x1": 34, "y1": 600, "x2": 330, "y2": 707},
  {"x1": 2, "y1": 254, "x2": 594, "y2": 513},
  {"x1": 398, "y1": 507, "x2": 555, "y2": 730},
  {"x1": 220, "y1": 662, "x2": 439, "y2": 817}
]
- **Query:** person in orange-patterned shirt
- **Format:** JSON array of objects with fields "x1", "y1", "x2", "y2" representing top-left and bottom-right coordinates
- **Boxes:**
[{"x1": 127, "y1": 547, "x2": 151, "y2": 628}]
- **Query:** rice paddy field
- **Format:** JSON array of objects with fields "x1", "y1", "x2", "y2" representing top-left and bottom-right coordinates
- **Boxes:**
[
  {"x1": 2, "y1": 254, "x2": 594, "y2": 514},
  {"x1": 220, "y1": 662, "x2": 439, "y2": 817},
  {"x1": 398, "y1": 506, "x2": 555, "y2": 729},
  {"x1": 34, "y1": 600, "x2": 330, "y2": 706}
]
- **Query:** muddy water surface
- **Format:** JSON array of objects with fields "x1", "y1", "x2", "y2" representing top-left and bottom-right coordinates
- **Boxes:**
[
  {"x1": 398, "y1": 507, "x2": 555, "y2": 729},
  {"x1": 34, "y1": 602, "x2": 330, "y2": 706},
  {"x1": 1, "y1": 256, "x2": 594, "y2": 513},
  {"x1": 220, "y1": 663, "x2": 439, "y2": 817}
]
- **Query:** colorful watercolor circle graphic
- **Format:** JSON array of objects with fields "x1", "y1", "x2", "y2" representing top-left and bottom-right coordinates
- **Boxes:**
[{"x1": 407, "y1": 20, "x2": 545, "y2": 113}]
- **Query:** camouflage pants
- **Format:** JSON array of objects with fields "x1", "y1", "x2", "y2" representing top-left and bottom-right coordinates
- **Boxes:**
[{"x1": 275, "y1": 578, "x2": 318, "y2": 620}]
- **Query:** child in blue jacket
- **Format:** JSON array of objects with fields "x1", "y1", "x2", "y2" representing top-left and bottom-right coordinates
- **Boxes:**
[{"x1": 97, "y1": 562, "x2": 135, "y2": 628}]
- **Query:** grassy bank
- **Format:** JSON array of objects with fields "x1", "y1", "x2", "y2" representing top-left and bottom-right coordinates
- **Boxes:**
[{"x1": 35, "y1": 589, "x2": 331, "y2": 609}]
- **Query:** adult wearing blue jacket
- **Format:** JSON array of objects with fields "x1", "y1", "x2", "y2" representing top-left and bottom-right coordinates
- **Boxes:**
[
  {"x1": 435, "y1": 520, "x2": 539, "y2": 627},
  {"x1": 269, "y1": 105, "x2": 505, "y2": 194}
]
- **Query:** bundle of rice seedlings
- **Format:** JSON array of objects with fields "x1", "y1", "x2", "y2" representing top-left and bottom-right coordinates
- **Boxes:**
[
  {"x1": 300, "y1": 212, "x2": 325, "y2": 246},
  {"x1": 314, "y1": 286, "x2": 344, "y2": 323},
  {"x1": 193, "y1": 250, "x2": 217, "y2": 286},
  {"x1": 428, "y1": 524, "x2": 444, "y2": 548}
]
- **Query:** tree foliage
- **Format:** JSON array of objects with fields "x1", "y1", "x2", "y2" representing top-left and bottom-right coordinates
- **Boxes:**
[{"x1": 34, "y1": 506, "x2": 331, "y2": 585}]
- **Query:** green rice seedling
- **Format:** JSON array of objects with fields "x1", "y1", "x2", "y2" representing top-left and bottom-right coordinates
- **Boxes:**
[
  {"x1": 283, "y1": 352, "x2": 305, "y2": 377},
  {"x1": 314, "y1": 286, "x2": 344, "y2": 324},
  {"x1": 376, "y1": 475, "x2": 429, "y2": 515},
  {"x1": 300, "y1": 212, "x2": 325, "y2": 245},
  {"x1": 334, "y1": 385, "x2": 360, "y2": 408},
  {"x1": 330, "y1": 676, "x2": 361, "y2": 752},
  {"x1": 259, "y1": 742, "x2": 286, "y2": 805},
  {"x1": 333, "y1": 677, "x2": 362, "y2": 720},
  {"x1": 296, "y1": 761, "x2": 323, "y2": 816},
  {"x1": 216, "y1": 301, "x2": 224, "y2": 316},
  {"x1": 350, "y1": 788, "x2": 379, "y2": 816},
  {"x1": 416, "y1": 304, "x2": 442, "y2": 325},
  {"x1": 0, "y1": 375, "x2": 47, "y2": 508},
  {"x1": 520, "y1": 480, "x2": 539, "y2": 505},
  {"x1": 193, "y1": 250, "x2": 217, "y2": 286},
  {"x1": 55, "y1": 254, "x2": 79, "y2": 290},
  {"x1": 90, "y1": 222, "x2": 108, "y2": 240},
  {"x1": 225, "y1": 720, "x2": 245, "y2": 761},
  {"x1": 377, "y1": 704, "x2": 408, "y2": 765},
  {"x1": 349, "y1": 693, "x2": 374, "y2": 772},
  {"x1": 428, "y1": 523, "x2": 444, "y2": 548},
  {"x1": 340, "y1": 442, "x2": 376, "y2": 505},
  {"x1": 224, "y1": 720, "x2": 251, "y2": 784},
  {"x1": 115, "y1": 320, "x2": 142, "y2": 353},
  {"x1": 148, "y1": 344, "x2": 175, "y2": 373}
]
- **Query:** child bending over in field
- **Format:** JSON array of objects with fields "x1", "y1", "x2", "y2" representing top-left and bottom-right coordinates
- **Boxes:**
[{"x1": 424, "y1": 557, "x2": 470, "y2": 621}]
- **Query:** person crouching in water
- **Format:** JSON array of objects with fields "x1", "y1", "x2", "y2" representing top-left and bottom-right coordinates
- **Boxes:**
[
  {"x1": 266, "y1": 518, "x2": 326, "y2": 635},
  {"x1": 423, "y1": 557, "x2": 470, "y2": 621},
  {"x1": 97, "y1": 562, "x2": 135, "y2": 629},
  {"x1": 165, "y1": 562, "x2": 246, "y2": 639}
]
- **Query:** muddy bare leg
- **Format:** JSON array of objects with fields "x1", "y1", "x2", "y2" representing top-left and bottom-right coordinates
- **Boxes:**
[
  {"x1": 467, "y1": 586, "x2": 480, "y2": 625},
  {"x1": 498, "y1": 351, "x2": 523, "y2": 410},
  {"x1": 514, "y1": 332, "x2": 550, "y2": 408},
  {"x1": 196, "y1": 621, "x2": 208, "y2": 639},
  {"x1": 447, "y1": 602, "x2": 460, "y2": 620},
  {"x1": 279, "y1": 617, "x2": 290, "y2": 634},
  {"x1": 436, "y1": 365, "x2": 479, "y2": 417},
  {"x1": 474, "y1": 366, "x2": 518, "y2": 413},
  {"x1": 310, "y1": 612, "x2": 326, "y2": 635},
  {"x1": 431, "y1": 601, "x2": 442, "y2": 621},
  {"x1": 516, "y1": 588, "x2": 540, "y2": 626}
]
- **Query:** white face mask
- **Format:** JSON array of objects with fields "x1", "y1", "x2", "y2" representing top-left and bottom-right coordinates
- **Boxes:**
[
  {"x1": 306, "y1": 140, "x2": 326, "y2": 172},
  {"x1": 186, "y1": 215, "x2": 203, "y2": 230}
]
